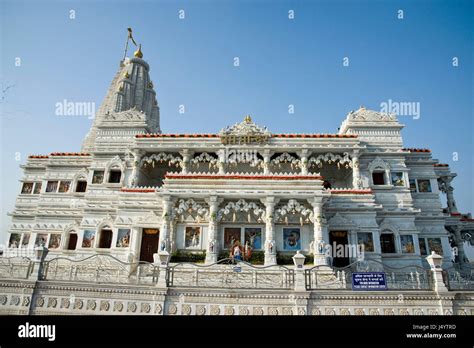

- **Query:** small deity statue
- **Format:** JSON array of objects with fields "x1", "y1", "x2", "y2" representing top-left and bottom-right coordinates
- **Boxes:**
[
  {"x1": 244, "y1": 241, "x2": 252, "y2": 260},
  {"x1": 209, "y1": 240, "x2": 215, "y2": 252},
  {"x1": 318, "y1": 240, "x2": 325, "y2": 254},
  {"x1": 160, "y1": 240, "x2": 166, "y2": 251}
]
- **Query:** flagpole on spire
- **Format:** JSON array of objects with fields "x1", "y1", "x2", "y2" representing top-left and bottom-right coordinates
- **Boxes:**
[{"x1": 123, "y1": 27, "x2": 138, "y2": 61}]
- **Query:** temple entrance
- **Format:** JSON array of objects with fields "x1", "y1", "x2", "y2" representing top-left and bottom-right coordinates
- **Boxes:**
[
  {"x1": 139, "y1": 228, "x2": 159, "y2": 262},
  {"x1": 330, "y1": 230, "x2": 350, "y2": 267}
]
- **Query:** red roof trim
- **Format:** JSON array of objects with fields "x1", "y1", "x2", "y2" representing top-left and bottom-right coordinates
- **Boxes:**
[
  {"x1": 165, "y1": 174, "x2": 323, "y2": 180},
  {"x1": 121, "y1": 188, "x2": 155, "y2": 193},
  {"x1": 402, "y1": 148, "x2": 431, "y2": 153},
  {"x1": 434, "y1": 164, "x2": 449, "y2": 167},
  {"x1": 28, "y1": 155, "x2": 49, "y2": 159},
  {"x1": 273, "y1": 134, "x2": 357, "y2": 138},
  {"x1": 49, "y1": 152, "x2": 91, "y2": 157},
  {"x1": 136, "y1": 133, "x2": 357, "y2": 139},
  {"x1": 460, "y1": 218, "x2": 474, "y2": 222},
  {"x1": 136, "y1": 134, "x2": 219, "y2": 138}
]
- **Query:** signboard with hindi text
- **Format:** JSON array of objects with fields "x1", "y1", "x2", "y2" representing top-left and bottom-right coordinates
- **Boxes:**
[{"x1": 351, "y1": 272, "x2": 387, "y2": 290}]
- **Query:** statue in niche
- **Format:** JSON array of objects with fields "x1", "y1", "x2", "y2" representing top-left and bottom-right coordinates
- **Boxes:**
[{"x1": 209, "y1": 240, "x2": 215, "y2": 253}]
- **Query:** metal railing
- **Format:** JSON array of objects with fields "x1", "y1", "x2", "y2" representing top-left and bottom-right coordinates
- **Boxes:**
[
  {"x1": 43, "y1": 254, "x2": 159, "y2": 285},
  {"x1": 0, "y1": 257, "x2": 34, "y2": 280},
  {"x1": 167, "y1": 258, "x2": 295, "y2": 289},
  {"x1": 442, "y1": 264, "x2": 474, "y2": 290},
  {"x1": 305, "y1": 259, "x2": 433, "y2": 291}
]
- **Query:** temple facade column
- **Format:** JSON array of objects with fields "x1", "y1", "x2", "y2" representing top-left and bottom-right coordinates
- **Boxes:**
[
  {"x1": 217, "y1": 149, "x2": 226, "y2": 174},
  {"x1": 263, "y1": 196, "x2": 279, "y2": 265},
  {"x1": 180, "y1": 149, "x2": 193, "y2": 174},
  {"x1": 309, "y1": 197, "x2": 329, "y2": 266},
  {"x1": 159, "y1": 195, "x2": 172, "y2": 252},
  {"x1": 298, "y1": 149, "x2": 309, "y2": 175},
  {"x1": 453, "y1": 226, "x2": 467, "y2": 264},
  {"x1": 352, "y1": 151, "x2": 361, "y2": 189},
  {"x1": 130, "y1": 226, "x2": 141, "y2": 263},
  {"x1": 128, "y1": 150, "x2": 143, "y2": 187},
  {"x1": 445, "y1": 176, "x2": 458, "y2": 214},
  {"x1": 205, "y1": 196, "x2": 221, "y2": 264},
  {"x1": 262, "y1": 150, "x2": 273, "y2": 175},
  {"x1": 169, "y1": 220, "x2": 177, "y2": 253}
]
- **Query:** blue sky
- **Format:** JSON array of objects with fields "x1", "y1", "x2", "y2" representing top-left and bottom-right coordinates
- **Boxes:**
[{"x1": 1, "y1": 0, "x2": 473, "y2": 238}]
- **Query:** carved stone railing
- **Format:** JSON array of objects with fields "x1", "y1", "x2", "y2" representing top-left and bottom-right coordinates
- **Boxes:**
[
  {"x1": 305, "y1": 259, "x2": 433, "y2": 290},
  {"x1": 43, "y1": 254, "x2": 159, "y2": 285},
  {"x1": 167, "y1": 259, "x2": 294, "y2": 289},
  {"x1": 0, "y1": 257, "x2": 34, "y2": 280},
  {"x1": 442, "y1": 264, "x2": 474, "y2": 290}
]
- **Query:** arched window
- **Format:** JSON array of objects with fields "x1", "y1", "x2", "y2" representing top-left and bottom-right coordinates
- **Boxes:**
[
  {"x1": 380, "y1": 233, "x2": 396, "y2": 253},
  {"x1": 108, "y1": 167, "x2": 122, "y2": 183},
  {"x1": 98, "y1": 228, "x2": 113, "y2": 248},
  {"x1": 67, "y1": 233, "x2": 78, "y2": 250},
  {"x1": 368, "y1": 157, "x2": 390, "y2": 186},
  {"x1": 75, "y1": 177, "x2": 88, "y2": 192}
]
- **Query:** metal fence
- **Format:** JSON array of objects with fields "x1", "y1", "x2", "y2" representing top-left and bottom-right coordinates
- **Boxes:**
[
  {"x1": 305, "y1": 259, "x2": 433, "y2": 291},
  {"x1": 167, "y1": 258, "x2": 295, "y2": 289},
  {"x1": 442, "y1": 265, "x2": 474, "y2": 290},
  {"x1": 0, "y1": 257, "x2": 34, "y2": 280},
  {"x1": 43, "y1": 255, "x2": 159, "y2": 285},
  {"x1": 1, "y1": 253, "x2": 473, "y2": 292}
]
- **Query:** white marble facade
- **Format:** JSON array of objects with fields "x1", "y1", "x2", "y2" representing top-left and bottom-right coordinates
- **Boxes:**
[{"x1": 5, "y1": 47, "x2": 474, "y2": 270}]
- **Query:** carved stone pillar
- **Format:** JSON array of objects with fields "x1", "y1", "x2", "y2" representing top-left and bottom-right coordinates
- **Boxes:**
[
  {"x1": 445, "y1": 176, "x2": 458, "y2": 214},
  {"x1": 298, "y1": 149, "x2": 309, "y2": 175},
  {"x1": 169, "y1": 220, "x2": 177, "y2": 253},
  {"x1": 217, "y1": 149, "x2": 226, "y2": 174},
  {"x1": 263, "y1": 196, "x2": 278, "y2": 265},
  {"x1": 159, "y1": 196, "x2": 172, "y2": 252},
  {"x1": 205, "y1": 196, "x2": 221, "y2": 264},
  {"x1": 352, "y1": 152, "x2": 361, "y2": 189},
  {"x1": 180, "y1": 149, "x2": 193, "y2": 174},
  {"x1": 262, "y1": 150, "x2": 272, "y2": 175},
  {"x1": 309, "y1": 197, "x2": 328, "y2": 267},
  {"x1": 128, "y1": 150, "x2": 143, "y2": 187},
  {"x1": 452, "y1": 227, "x2": 467, "y2": 264}
]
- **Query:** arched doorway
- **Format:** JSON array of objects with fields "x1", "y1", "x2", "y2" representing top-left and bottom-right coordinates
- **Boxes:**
[{"x1": 139, "y1": 228, "x2": 159, "y2": 262}]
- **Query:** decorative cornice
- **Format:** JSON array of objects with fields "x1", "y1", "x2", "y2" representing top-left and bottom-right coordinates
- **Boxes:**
[
  {"x1": 135, "y1": 133, "x2": 357, "y2": 139},
  {"x1": 136, "y1": 133, "x2": 218, "y2": 138},
  {"x1": 402, "y1": 148, "x2": 431, "y2": 153},
  {"x1": 121, "y1": 188, "x2": 155, "y2": 193},
  {"x1": 50, "y1": 153, "x2": 91, "y2": 157},
  {"x1": 164, "y1": 173, "x2": 323, "y2": 180},
  {"x1": 329, "y1": 189, "x2": 372, "y2": 194}
]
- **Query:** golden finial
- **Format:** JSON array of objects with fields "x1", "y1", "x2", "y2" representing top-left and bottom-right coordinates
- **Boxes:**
[
  {"x1": 244, "y1": 115, "x2": 252, "y2": 123},
  {"x1": 134, "y1": 44, "x2": 143, "y2": 58}
]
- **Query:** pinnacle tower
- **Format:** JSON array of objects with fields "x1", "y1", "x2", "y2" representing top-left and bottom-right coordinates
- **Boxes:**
[{"x1": 82, "y1": 44, "x2": 161, "y2": 152}]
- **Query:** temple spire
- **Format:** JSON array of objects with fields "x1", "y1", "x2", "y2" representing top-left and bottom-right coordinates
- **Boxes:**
[{"x1": 82, "y1": 36, "x2": 160, "y2": 152}]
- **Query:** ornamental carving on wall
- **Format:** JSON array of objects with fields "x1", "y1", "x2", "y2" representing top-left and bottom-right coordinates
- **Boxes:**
[
  {"x1": 274, "y1": 199, "x2": 313, "y2": 225},
  {"x1": 217, "y1": 199, "x2": 265, "y2": 223},
  {"x1": 308, "y1": 152, "x2": 352, "y2": 169},
  {"x1": 140, "y1": 152, "x2": 183, "y2": 168},
  {"x1": 270, "y1": 153, "x2": 301, "y2": 169},
  {"x1": 190, "y1": 152, "x2": 218, "y2": 169},
  {"x1": 173, "y1": 199, "x2": 209, "y2": 222}
]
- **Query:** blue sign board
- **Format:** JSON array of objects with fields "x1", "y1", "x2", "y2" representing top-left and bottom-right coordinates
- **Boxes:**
[{"x1": 352, "y1": 272, "x2": 387, "y2": 290}]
